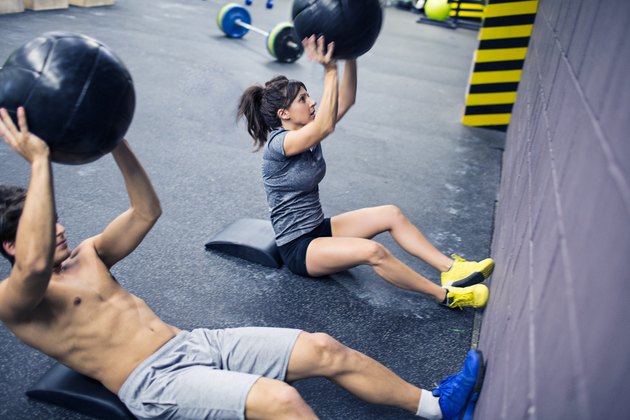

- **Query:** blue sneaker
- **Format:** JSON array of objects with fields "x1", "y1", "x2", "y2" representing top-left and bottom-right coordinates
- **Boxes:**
[
  {"x1": 431, "y1": 349, "x2": 486, "y2": 420},
  {"x1": 462, "y1": 389, "x2": 480, "y2": 420}
]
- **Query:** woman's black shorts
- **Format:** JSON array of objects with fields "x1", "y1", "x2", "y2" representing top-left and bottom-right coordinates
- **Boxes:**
[{"x1": 277, "y1": 218, "x2": 332, "y2": 277}]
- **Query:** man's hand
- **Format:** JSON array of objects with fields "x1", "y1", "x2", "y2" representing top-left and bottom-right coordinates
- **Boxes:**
[{"x1": 0, "y1": 107, "x2": 49, "y2": 163}]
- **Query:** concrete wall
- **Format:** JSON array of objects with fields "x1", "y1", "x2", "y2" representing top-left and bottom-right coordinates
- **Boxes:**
[{"x1": 476, "y1": 0, "x2": 630, "y2": 419}]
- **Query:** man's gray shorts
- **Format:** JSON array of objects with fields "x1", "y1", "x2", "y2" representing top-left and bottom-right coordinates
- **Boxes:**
[{"x1": 118, "y1": 327, "x2": 302, "y2": 419}]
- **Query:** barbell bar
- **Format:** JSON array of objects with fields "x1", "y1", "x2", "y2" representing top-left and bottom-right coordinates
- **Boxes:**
[{"x1": 217, "y1": 3, "x2": 304, "y2": 63}]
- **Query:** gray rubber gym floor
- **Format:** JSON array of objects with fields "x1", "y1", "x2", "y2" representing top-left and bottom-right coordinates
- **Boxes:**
[{"x1": 0, "y1": 1, "x2": 505, "y2": 418}]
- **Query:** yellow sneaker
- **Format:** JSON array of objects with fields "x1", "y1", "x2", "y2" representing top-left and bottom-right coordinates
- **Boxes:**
[
  {"x1": 441, "y1": 254, "x2": 494, "y2": 287},
  {"x1": 443, "y1": 284, "x2": 489, "y2": 309}
]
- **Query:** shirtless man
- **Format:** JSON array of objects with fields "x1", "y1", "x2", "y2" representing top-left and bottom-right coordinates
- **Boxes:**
[{"x1": 0, "y1": 107, "x2": 484, "y2": 420}]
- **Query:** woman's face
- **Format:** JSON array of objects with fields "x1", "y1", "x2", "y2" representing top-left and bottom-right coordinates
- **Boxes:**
[{"x1": 285, "y1": 87, "x2": 316, "y2": 126}]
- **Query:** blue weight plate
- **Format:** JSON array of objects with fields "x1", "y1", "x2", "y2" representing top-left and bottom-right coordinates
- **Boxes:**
[{"x1": 218, "y1": 3, "x2": 251, "y2": 39}]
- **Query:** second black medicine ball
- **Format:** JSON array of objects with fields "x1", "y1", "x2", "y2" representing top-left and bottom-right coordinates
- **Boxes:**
[
  {"x1": 0, "y1": 32, "x2": 135, "y2": 165},
  {"x1": 292, "y1": 0, "x2": 383, "y2": 59}
]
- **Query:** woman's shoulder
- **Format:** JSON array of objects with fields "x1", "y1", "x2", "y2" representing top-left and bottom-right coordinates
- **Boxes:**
[
  {"x1": 268, "y1": 127, "x2": 288, "y2": 141},
  {"x1": 265, "y1": 128, "x2": 289, "y2": 156}
]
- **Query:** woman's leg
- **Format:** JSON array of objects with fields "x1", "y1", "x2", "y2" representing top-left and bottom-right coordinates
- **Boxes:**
[
  {"x1": 306, "y1": 236, "x2": 446, "y2": 301},
  {"x1": 285, "y1": 332, "x2": 422, "y2": 414},
  {"x1": 331, "y1": 205, "x2": 453, "y2": 272}
]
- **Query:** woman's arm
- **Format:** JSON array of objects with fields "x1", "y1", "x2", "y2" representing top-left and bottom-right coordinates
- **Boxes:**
[
  {"x1": 337, "y1": 59, "x2": 357, "y2": 122},
  {"x1": 282, "y1": 36, "x2": 338, "y2": 157}
]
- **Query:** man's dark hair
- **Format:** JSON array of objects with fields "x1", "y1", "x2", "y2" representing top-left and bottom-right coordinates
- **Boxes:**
[{"x1": 0, "y1": 185, "x2": 26, "y2": 264}]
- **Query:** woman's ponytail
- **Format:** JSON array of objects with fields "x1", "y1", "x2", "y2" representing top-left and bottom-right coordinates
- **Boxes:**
[
  {"x1": 237, "y1": 76, "x2": 306, "y2": 150},
  {"x1": 238, "y1": 85, "x2": 268, "y2": 150}
]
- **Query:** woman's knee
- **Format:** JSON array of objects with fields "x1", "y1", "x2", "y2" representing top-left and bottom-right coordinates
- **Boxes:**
[
  {"x1": 364, "y1": 240, "x2": 390, "y2": 266},
  {"x1": 381, "y1": 204, "x2": 406, "y2": 225}
]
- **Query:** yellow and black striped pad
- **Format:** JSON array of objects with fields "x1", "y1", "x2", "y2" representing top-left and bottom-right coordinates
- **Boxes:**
[
  {"x1": 462, "y1": 0, "x2": 539, "y2": 131},
  {"x1": 449, "y1": 1, "x2": 485, "y2": 20}
]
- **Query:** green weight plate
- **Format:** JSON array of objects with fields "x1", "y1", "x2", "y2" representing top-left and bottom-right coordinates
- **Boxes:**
[{"x1": 266, "y1": 22, "x2": 303, "y2": 63}]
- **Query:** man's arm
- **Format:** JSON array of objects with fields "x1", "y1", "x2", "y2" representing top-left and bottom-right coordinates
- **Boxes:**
[
  {"x1": 0, "y1": 107, "x2": 55, "y2": 322},
  {"x1": 92, "y1": 140, "x2": 162, "y2": 268}
]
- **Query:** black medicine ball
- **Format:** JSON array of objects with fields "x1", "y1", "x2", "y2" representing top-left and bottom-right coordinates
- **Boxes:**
[
  {"x1": 292, "y1": 0, "x2": 383, "y2": 59},
  {"x1": 0, "y1": 32, "x2": 135, "y2": 165}
]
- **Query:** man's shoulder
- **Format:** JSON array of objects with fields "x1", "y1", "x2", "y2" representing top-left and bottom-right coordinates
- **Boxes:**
[
  {"x1": 0, "y1": 274, "x2": 18, "y2": 323},
  {"x1": 73, "y1": 237, "x2": 99, "y2": 253},
  {"x1": 63, "y1": 237, "x2": 103, "y2": 265}
]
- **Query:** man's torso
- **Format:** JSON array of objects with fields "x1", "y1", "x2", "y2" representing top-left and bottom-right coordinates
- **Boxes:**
[{"x1": 0, "y1": 240, "x2": 179, "y2": 393}]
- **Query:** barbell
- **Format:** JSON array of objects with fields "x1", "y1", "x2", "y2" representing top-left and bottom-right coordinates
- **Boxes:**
[{"x1": 217, "y1": 3, "x2": 303, "y2": 63}]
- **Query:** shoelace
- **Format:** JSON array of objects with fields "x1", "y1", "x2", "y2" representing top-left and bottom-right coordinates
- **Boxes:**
[
  {"x1": 433, "y1": 372, "x2": 467, "y2": 402},
  {"x1": 447, "y1": 289, "x2": 473, "y2": 309}
]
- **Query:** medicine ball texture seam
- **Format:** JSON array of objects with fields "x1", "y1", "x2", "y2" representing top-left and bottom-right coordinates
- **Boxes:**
[{"x1": 60, "y1": 44, "x2": 101, "y2": 148}]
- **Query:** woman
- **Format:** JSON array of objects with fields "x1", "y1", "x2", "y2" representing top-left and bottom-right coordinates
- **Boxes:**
[{"x1": 238, "y1": 36, "x2": 493, "y2": 309}]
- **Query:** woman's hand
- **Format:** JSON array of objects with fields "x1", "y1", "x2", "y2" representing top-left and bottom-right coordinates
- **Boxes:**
[
  {"x1": 302, "y1": 35, "x2": 336, "y2": 70},
  {"x1": 0, "y1": 107, "x2": 50, "y2": 164}
]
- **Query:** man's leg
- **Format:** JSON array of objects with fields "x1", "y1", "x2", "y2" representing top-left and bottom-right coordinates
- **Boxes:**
[
  {"x1": 245, "y1": 377, "x2": 317, "y2": 420},
  {"x1": 207, "y1": 327, "x2": 318, "y2": 419},
  {"x1": 284, "y1": 332, "x2": 485, "y2": 419},
  {"x1": 286, "y1": 332, "x2": 422, "y2": 413}
]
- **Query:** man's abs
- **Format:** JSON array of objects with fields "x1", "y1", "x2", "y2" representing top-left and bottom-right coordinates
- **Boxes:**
[{"x1": 6, "y1": 249, "x2": 179, "y2": 393}]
